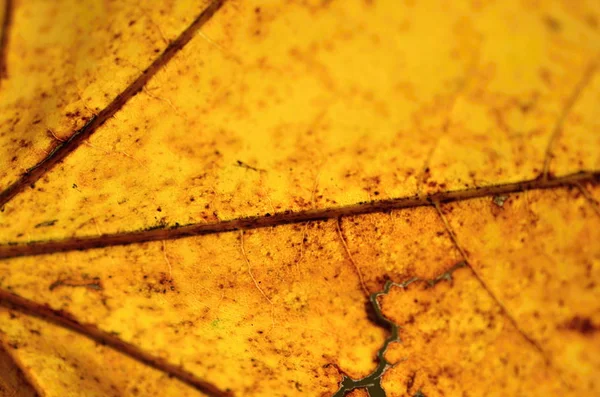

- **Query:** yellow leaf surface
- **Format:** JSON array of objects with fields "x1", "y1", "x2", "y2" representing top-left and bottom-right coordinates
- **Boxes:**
[
  {"x1": 2, "y1": 187, "x2": 599, "y2": 395},
  {"x1": 380, "y1": 268, "x2": 565, "y2": 396},
  {"x1": 440, "y1": 186, "x2": 600, "y2": 390},
  {"x1": 1, "y1": 0, "x2": 599, "y2": 243},
  {"x1": 0, "y1": 0, "x2": 213, "y2": 191},
  {"x1": 0, "y1": 337, "x2": 37, "y2": 397},
  {"x1": 0, "y1": 0, "x2": 599, "y2": 396},
  {"x1": 0, "y1": 215, "x2": 434, "y2": 395},
  {"x1": 0, "y1": 308, "x2": 202, "y2": 397}
]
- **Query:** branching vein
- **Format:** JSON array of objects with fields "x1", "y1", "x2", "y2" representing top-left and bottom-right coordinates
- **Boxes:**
[
  {"x1": 0, "y1": 171, "x2": 596, "y2": 260},
  {"x1": 542, "y1": 59, "x2": 599, "y2": 180},
  {"x1": 433, "y1": 201, "x2": 553, "y2": 365},
  {"x1": 336, "y1": 218, "x2": 369, "y2": 296},
  {"x1": 0, "y1": 0, "x2": 227, "y2": 208}
]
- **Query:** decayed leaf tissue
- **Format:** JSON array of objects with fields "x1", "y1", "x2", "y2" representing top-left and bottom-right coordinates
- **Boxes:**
[{"x1": 0, "y1": 0, "x2": 598, "y2": 396}]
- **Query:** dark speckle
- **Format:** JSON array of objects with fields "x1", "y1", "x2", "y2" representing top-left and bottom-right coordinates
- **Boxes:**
[
  {"x1": 35, "y1": 219, "x2": 58, "y2": 228},
  {"x1": 544, "y1": 16, "x2": 562, "y2": 32},
  {"x1": 564, "y1": 316, "x2": 598, "y2": 335}
]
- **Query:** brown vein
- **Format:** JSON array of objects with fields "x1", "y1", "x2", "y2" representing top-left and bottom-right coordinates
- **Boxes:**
[
  {"x1": 575, "y1": 182, "x2": 600, "y2": 217},
  {"x1": 0, "y1": 0, "x2": 13, "y2": 81},
  {"x1": 336, "y1": 218, "x2": 369, "y2": 296},
  {"x1": 542, "y1": 59, "x2": 599, "y2": 180},
  {"x1": 0, "y1": 171, "x2": 598, "y2": 260},
  {"x1": 0, "y1": 0, "x2": 226, "y2": 207},
  {"x1": 433, "y1": 202, "x2": 554, "y2": 366},
  {"x1": 240, "y1": 230, "x2": 273, "y2": 305},
  {"x1": 0, "y1": 288, "x2": 232, "y2": 397}
]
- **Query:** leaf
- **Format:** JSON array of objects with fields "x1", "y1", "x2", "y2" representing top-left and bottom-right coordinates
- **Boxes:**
[
  {"x1": 0, "y1": 309, "x2": 201, "y2": 397},
  {"x1": 380, "y1": 186, "x2": 600, "y2": 395},
  {"x1": 2, "y1": 0, "x2": 599, "y2": 243},
  {"x1": 0, "y1": 337, "x2": 37, "y2": 397},
  {"x1": 0, "y1": 0, "x2": 599, "y2": 396},
  {"x1": 0, "y1": 0, "x2": 216, "y2": 191}
]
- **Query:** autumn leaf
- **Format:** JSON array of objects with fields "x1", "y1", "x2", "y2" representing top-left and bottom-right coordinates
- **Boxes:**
[{"x1": 0, "y1": 0, "x2": 599, "y2": 396}]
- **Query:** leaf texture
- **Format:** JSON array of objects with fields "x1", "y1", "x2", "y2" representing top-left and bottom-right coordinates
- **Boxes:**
[{"x1": 0, "y1": 0, "x2": 599, "y2": 396}]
